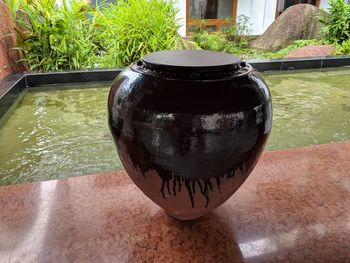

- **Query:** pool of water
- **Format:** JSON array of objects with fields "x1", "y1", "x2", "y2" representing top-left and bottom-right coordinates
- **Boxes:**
[
  {"x1": 0, "y1": 69, "x2": 349, "y2": 185},
  {"x1": 0, "y1": 84, "x2": 121, "y2": 185},
  {"x1": 264, "y1": 68, "x2": 350, "y2": 151}
]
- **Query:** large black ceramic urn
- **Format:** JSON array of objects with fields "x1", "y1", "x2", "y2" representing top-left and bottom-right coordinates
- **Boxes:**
[{"x1": 108, "y1": 50, "x2": 272, "y2": 220}]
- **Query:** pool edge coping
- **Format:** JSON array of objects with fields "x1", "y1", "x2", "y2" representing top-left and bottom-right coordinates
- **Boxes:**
[{"x1": 1, "y1": 55, "x2": 350, "y2": 119}]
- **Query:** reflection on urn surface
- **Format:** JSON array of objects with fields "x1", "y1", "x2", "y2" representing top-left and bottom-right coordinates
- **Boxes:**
[{"x1": 108, "y1": 50, "x2": 272, "y2": 220}]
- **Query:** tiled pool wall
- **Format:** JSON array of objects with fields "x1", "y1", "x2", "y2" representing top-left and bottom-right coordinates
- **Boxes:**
[
  {"x1": 1, "y1": 56, "x2": 350, "y2": 121},
  {"x1": 0, "y1": 74, "x2": 26, "y2": 119}
]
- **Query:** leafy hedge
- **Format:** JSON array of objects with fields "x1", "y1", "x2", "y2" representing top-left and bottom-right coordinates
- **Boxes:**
[
  {"x1": 93, "y1": 0, "x2": 180, "y2": 67},
  {"x1": 319, "y1": 0, "x2": 350, "y2": 44},
  {"x1": 3, "y1": 0, "x2": 181, "y2": 71}
]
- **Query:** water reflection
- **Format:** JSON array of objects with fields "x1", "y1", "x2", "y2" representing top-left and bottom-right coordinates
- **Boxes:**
[{"x1": 1, "y1": 69, "x2": 350, "y2": 185}]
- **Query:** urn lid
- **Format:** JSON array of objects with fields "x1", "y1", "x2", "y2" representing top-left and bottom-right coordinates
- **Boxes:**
[{"x1": 141, "y1": 50, "x2": 241, "y2": 72}]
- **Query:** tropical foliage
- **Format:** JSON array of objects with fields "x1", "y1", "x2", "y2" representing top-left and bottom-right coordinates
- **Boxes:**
[
  {"x1": 2, "y1": 0, "x2": 180, "y2": 70},
  {"x1": 4, "y1": 0, "x2": 96, "y2": 71},
  {"x1": 337, "y1": 39, "x2": 350, "y2": 55},
  {"x1": 319, "y1": 0, "x2": 350, "y2": 44},
  {"x1": 2, "y1": 0, "x2": 350, "y2": 71},
  {"x1": 92, "y1": 0, "x2": 180, "y2": 67}
]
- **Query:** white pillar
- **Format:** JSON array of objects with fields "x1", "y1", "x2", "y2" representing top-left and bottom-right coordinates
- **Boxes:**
[{"x1": 175, "y1": 0, "x2": 187, "y2": 37}]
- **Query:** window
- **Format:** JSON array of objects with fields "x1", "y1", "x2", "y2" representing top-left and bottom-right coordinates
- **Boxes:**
[
  {"x1": 190, "y1": 0, "x2": 233, "y2": 19},
  {"x1": 276, "y1": 0, "x2": 320, "y2": 17},
  {"x1": 187, "y1": 0, "x2": 237, "y2": 34}
]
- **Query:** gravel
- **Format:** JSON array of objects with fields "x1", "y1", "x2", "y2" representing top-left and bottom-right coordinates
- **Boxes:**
[{"x1": 284, "y1": 45, "x2": 337, "y2": 58}]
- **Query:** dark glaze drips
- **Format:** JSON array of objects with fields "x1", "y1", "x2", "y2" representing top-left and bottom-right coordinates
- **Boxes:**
[{"x1": 108, "y1": 61, "x2": 272, "y2": 212}]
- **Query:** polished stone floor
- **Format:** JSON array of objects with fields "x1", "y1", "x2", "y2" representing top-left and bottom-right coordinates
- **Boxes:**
[{"x1": 0, "y1": 141, "x2": 349, "y2": 262}]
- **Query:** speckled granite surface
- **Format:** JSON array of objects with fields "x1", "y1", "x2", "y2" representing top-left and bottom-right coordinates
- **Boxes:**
[{"x1": 0, "y1": 141, "x2": 349, "y2": 262}]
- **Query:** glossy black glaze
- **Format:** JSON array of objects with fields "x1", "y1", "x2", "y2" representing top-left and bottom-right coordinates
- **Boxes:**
[{"x1": 108, "y1": 50, "x2": 272, "y2": 220}]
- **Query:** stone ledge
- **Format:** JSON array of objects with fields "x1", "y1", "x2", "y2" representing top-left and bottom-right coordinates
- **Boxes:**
[{"x1": 1, "y1": 141, "x2": 349, "y2": 262}]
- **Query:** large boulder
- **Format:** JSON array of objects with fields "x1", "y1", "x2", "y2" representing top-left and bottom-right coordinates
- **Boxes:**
[
  {"x1": 251, "y1": 4, "x2": 326, "y2": 51},
  {"x1": 0, "y1": 2, "x2": 26, "y2": 80}
]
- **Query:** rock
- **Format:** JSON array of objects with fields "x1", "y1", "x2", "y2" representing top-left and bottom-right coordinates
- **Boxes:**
[
  {"x1": 284, "y1": 44, "x2": 336, "y2": 58},
  {"x1": 251, "y1": 4, "x2": 326, "y2": 51},
  {"x1": 0, "y1": 2, "x2": 26, "y2": 80}
]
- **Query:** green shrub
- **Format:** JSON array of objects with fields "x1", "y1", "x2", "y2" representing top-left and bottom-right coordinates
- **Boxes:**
[
  {"x1": 8, "y1": 0, "x2": 96, "y2": 71},
  {"x1": 223, "y1": 44, "x2": 281, "y2": 59},
  {"x1": 93, "y1": 0, "x2": 181, "y2": 67},
  {"x1": 222, "y1": 43, "x2": 239, "y2": 54},
  {"x1": 3, "y1": 0, "x2": 181, "y2": 70},
  {"x1": 193, "y1": 15, "x2": 252, "y2": 52},
  {"x1": 319, "y1": 0, "x2": 350, "y2": 44},
  {"x1": 193, "y1": 31, "x2": 226, "y2": 51},
  {"x1": 338, "y1": 39, "x2": 350, "y2": 55},
  {"x1": 192, "y1": 31, "x2": 282, "y2": 59},
  {"x1": 221, "y1": 15, "x2": 251, "y2": 47}
]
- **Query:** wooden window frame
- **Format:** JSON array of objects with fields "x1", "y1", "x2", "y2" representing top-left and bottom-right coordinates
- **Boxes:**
[
  {"x1": 275, "y1": 0, "x2": 320, "y2": 18},
  {"x1": 186, "y1": 0, "x2": 238, "y2": 35}
]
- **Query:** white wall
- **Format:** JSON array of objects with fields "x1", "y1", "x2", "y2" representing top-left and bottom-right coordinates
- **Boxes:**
[
  {"x1": 178, "y1": 0, "x2": 337, "y2": 36},
  {"x1": 175, "y1": 0, "x2": 187, "y2": 37},
  {"x1": 236, "y1": 0, "x2": 277, "y2": 35},
  {"x1": 319, "y1": 0, "x2": 331, "y2": 10},
  {"x1": 177, "y1": 0, "x2": 277, "y2": 36}
]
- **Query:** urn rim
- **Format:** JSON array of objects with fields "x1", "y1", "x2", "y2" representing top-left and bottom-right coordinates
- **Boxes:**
[{"x1": 141, "y1": 50, "x2": 241, "y2": 72}]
